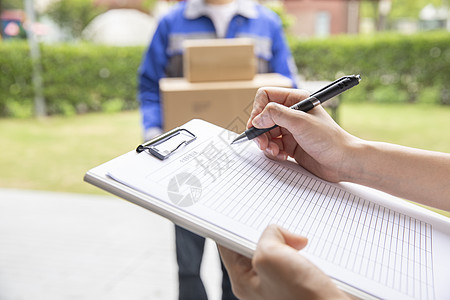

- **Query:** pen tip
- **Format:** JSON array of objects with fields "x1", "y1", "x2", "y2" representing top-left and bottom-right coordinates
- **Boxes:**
[{"x1": 231, "y1": 132, "x2": 247, "y2": 145}]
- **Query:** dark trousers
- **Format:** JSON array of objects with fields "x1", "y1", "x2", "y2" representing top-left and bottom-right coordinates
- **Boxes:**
[{"x1": 175, "y1": 225, "x2": 238, "y2": 300}]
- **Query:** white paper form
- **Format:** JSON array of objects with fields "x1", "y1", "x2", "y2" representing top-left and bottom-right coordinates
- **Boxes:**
[{"x1": 107, "y1": 119, "x2": 450, "y2": 300}]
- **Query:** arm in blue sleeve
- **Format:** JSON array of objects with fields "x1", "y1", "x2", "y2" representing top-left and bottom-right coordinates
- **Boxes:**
[
  {"x1": 138, "y1": 18, "x2": 170, "y2": 130},
  {"x1": 269, "y1": 19, "x2": 298, "y2": 88}
]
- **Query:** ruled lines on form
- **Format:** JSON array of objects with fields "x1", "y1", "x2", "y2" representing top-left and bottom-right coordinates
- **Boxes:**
[{"x1": 198, "y1": 148, "x2": 435, "y2": 300}]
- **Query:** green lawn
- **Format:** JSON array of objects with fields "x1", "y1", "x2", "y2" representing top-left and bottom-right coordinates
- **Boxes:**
[
  {"x1": 0, "y1": 103, "x2": 449, "y2": 216},
  {"x1": 339, "y1": 103, "x2": 450, "y2": 153},
  {"x1": 0, "y1": 111, "x2": 141, "y2": 194}
]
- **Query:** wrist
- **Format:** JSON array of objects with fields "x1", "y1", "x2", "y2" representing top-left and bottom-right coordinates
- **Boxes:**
[
  {"x1": 339, "y1": 138, "x2": 372, "y2": 184},
  {"x1": 341, "y1": 139, "x2": 390, "y2": 190}
]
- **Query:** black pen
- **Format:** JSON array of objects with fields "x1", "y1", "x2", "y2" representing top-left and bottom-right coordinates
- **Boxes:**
[{"x1": 231, "y1": 74, "x2": 362, "y2": 145}]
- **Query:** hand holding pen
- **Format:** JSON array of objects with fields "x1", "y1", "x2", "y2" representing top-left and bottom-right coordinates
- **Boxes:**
[
  {"x1": 230, "y1": 75, "x2": 361, "y2": 182},
  {"x1": 231, "y1": 75, "x2": 361, "y2": 144}
]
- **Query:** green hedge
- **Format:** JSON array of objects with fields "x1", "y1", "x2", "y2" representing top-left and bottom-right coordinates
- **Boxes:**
[
  {"x1": 1, "y1": 31, "x2": 449, "y2": 117},
  {"x1": 0, "y1": 42, "x2": 144, "y2": 117},
  {"x1": 289, "y1": 31, "x2": 450, "y2": 104}
]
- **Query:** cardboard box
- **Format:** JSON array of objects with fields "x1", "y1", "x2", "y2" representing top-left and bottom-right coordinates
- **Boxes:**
[
  {"x1": 183, "y1": 38, "x2": 256, "y2": 83},
  {"x1": 160, "y1": 73, "x2": 293, "y2": 133}
]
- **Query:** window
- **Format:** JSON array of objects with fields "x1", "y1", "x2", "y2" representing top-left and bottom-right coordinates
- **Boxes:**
[{"x1": 315, "y1": 11, "x2": 331, "y2": 37}]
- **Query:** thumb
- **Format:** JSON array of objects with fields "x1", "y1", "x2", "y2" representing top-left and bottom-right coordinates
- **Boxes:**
[
  {"x1": 278, "y1": 226, "x2": 308, "y2": 251},
  {"x1": 260, "y1": 224, "x2": 308, "y2": 251},
  {"x1": 252, "y1": 102, "x2": 308, "y2": 134}
]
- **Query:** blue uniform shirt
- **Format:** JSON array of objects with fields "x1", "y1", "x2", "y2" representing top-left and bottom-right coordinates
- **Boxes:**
[{"x1": 138, "y1": 0, "x2": 298, "y2": 130}]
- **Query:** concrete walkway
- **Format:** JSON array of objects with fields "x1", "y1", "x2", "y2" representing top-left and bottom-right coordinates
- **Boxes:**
[{"x1": 0, "y1": 188, "x2": 222, "y2": 300}]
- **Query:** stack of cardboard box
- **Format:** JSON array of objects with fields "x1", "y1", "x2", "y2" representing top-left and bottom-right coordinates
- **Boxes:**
[{"x1": 160, "y1": 39, "x2": 293, "y2": 133}]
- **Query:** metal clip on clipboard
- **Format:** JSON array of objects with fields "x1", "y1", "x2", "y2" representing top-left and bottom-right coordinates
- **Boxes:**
[{"x1": 136, "y1": 128, "x2": 197, "y2": 160}]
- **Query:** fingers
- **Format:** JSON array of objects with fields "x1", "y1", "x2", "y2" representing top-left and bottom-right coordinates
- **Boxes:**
[
  {"x1": 277, "y1": 226, "x2": 309, "y2": 250},
  {"x1": 252, "y1": 225, "x2": 309, "y2": 286},
  {"x1": 259, "y1": 224, "x2": 308, "y2": 252},
  {"x1": 217, "y1": 244, "x2": 253, "y2": 276},
  {"x1": 250, "y1": 103, "x2": 292, "y2": 153},
  {"x1": 252, "y1": 226, "x2": 348, "y2": 300},
  {"x1": 247, "y1": 87, "x2": 310, "y2": 129},
  {"x1": 219, "y1": 225, "x2": 308, "y2": 274},
  {"x1": 252, "y1": 102, "x2": 280, "y2": 129},
  {"x1": 247, "y1": 88, "x2": 314, "y2": 155},
  {"x1": 217, "y1": 244, "x2": 235, "y2": 263},
  {"x1": 252, "y1": 102, "x2": 310, "y2": 135},
  {"x1": 217, "y1": 244, "x2": 255, "y2": 299},
  {"x1": 259, "y1": 138, "x2": 288, "y2": 161}
]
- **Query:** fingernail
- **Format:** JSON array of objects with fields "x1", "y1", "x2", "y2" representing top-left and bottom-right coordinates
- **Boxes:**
[
  {"x1": 277, "y1": 153, "x2": 287, "y2": 160},
  {"x1": 253, "y1": 139, "x2": 260, "y2": 148}
]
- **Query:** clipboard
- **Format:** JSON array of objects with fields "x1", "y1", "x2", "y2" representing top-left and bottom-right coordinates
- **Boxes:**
[
  {"x1": 84, "y1": 121, "x2": 258, "y2": 259},
  {"x1": 84, "y1": 119, "x2": 450, "y2": 300},
  {"x1": 136, "y1": 127, "x2": 197, "y2": 160}
]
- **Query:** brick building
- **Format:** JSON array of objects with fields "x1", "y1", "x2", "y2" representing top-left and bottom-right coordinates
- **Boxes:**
[
  {"x1": 279, "y1": 0, "x2": 362, "y2": 37},
  {"x1": 91, "y1": 0, "x2": 365, "y2": 38}
]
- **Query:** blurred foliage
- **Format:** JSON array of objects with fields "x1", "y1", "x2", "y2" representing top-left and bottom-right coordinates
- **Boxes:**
[
  {"x1": 1, "y1": 0, "x2": 23, "y2": 9},
  {"x1": 142, "y1": 0, "x2": 158, "y2": 12},
  {"x1": 0, "y1": 42, "x2": 142, "y2": 117},
  {"x1": 361, "y1": 0, "x2": 445, "y2": 19},
  {"x1": 44, "y1": 0, "x2": 107, "y2": 40},
  {"x1": 389, "y1": 0, "x2": 444, "y2": 19},
  {"x1": 290, "y1": 31, "x2": 450, "y2": 104},
  {"x1": 0, "y1": 41, "x2": 33, "y2": 117},
  {"x1": 1, "y1": 31, "x2": 449, "y2": 118},
  {"x1": 264, "y1": 1, "x2": 295, "y2": 31}
]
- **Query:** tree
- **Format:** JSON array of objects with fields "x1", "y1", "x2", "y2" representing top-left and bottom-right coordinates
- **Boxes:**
[
  {"x1": 361, "y1": 0, "x2": 445, "y2": 31},
  {"x1": 361, "y1": 0, "x2": 445, "y2": 21},
  {"x1": 44, "y1": 0, "x2": 106, "y2": 40},
  {"x1": 389, "y1": 0, "x2": 443, "y2": 19}
]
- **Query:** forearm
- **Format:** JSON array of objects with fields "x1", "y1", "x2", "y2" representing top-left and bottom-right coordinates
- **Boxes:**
[
  {"x1": 140, "y1": 98, "x2": 162, "y2": 130},
  {"x1": 344, "y1": 141, "x2": 450, "y2": 211}
]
